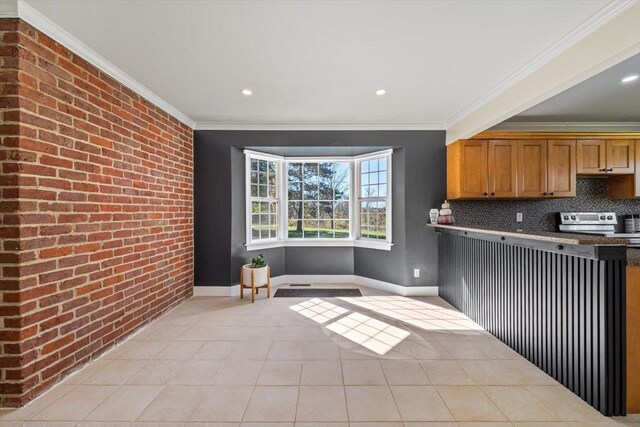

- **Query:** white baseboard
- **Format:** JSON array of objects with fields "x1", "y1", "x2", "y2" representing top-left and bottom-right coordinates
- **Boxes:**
[{"x1": 193, "y1": 275, "x2": 438, "y2": 297}]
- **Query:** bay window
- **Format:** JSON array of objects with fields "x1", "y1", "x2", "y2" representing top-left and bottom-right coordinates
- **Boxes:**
[{"x1": 245, "y1": 149, "x2": 392, "y2": 250}]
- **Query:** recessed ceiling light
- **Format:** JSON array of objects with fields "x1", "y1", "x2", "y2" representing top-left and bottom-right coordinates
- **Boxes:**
[
  {"x1": 375, "y1": 89, "x2": 386, "y2": 96},
  {"x1": 241, "y1": 89, "x2": 253, "y2": 95},
  {"x1": 621, "y1": 74, "x2": 639, "y2": 83}
]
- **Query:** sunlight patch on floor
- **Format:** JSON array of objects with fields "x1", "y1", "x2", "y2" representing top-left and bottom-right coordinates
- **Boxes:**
[
  {"x1": 325, "y1": 312, "x2": 410, "y2": 355},
  {"x1": 289, "y1": 298, "x2": 349, "y2": 324},
  {"x1": 339, "y1": 295, "x2": 484, "y2": 331}
]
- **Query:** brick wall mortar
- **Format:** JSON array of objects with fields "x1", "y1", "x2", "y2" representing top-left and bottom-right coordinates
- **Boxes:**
[{"x1": 0, "y1": 18, "x2": 194, "y2": 407}]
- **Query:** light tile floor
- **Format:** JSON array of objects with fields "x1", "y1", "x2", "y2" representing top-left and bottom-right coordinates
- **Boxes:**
[{"x1": 2, "y1": 284, "x2": 639, "y2": 427}]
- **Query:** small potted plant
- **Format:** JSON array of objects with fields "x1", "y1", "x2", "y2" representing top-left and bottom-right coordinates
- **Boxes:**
[{"x1": 241, "y1": 254, "x2": 270, "y2": 302}]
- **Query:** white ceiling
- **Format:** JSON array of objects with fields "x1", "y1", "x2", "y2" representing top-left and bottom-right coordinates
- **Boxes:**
[
  {"x1": 504, "y1": 53, "x2": 640, "y2": 123},
  {"x1": 24, "y1": 0, "x2": 622, "y2": 128}
]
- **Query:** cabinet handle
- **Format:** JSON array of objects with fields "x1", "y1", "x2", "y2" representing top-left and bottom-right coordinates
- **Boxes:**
[
  {"x1": 607, "y1": 168, "x2": 614, "y2": 172},
  {"x1": 599, "y1": 168, "x2": 606, "y2": 172},
  {"x1": 483, "y1": 192, "x2": 488, "y2": 196},
  {"x1": 491, "y1": 192, "x2": 495, "y2": 196},
  {"x1": 542, "y1": 192, "x2": 547, "y2": 196},
  {"x1": 549, "y1": 192, "x2": 554, "y2": 196}
]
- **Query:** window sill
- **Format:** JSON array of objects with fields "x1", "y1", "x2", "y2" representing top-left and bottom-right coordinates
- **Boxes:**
[{"x1": 245, "y1": 239, "x2": 392, "y2": 251}]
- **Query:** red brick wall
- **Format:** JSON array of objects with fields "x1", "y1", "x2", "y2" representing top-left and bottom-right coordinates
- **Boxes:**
[{"x1": 0, "y1": 18, "x2": 194, "y2": 407}]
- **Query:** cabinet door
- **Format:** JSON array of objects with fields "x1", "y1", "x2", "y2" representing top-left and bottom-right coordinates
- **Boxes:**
[
  {"x1": 548, "y1": 140, "x2": 576, "y2": 197},
  {"x1": 488, "y1": 140, "x2": 518, "y2": 198},
  {"x1": 577, "y1": 140, "x2": 606, "y2": 174},
  {"x1": 606, "y1": 139, "x2": 635, "y2": 174},
  {"x1": 459, "y1": 140, "x2": 488, "y2": 198},
  {"x1": 517, "y1": 140, "x2": 547, "y2": 198}
]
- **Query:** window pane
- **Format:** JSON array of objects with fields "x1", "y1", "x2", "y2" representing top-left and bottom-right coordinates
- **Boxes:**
[
  {"x1": 370, "y1": 172, "x2": 378, "y2": 185},
  {"x1": 288, "y1": 220, "x2": 302, "y2": 238},
  {"x1": 335, "y1": 179, "x2": 349, "y2": 200},
  {"x1": 288, "y1": 181, "x2": 302, "y2": 200},
  {"x1": 303, "y1": 202, "x2": 318, "y2": 219},
  {"x1": 335, "y1": 220, "x2": 349, "y2": 238},
  {"x1": 288, "y1": 201, "x2": 302, "y2": 221},
  {"x1": 334, "y1": 162, "x2": 350, "y2": 182},
  {"x1": 250, "y1": 171, "x2": 258, "y2": 185},
  {"x1": 378, "y1": 157, "x2": 387, "y2": 171},
  {"x1": 259, "y1": 160, "x2": 268, "y2": 172},
  {"x1": 334, "y1": 201, "x2": 349, "y2": 219},
  {"x1": 361, "y1": 160, "x2": 369, "y2": 173},
  {"x1": 319, "y1": 163, "x2": 333, "y2": 180},
  {"x1": 304, "y1": 163, "x2": 318, "y2": 181},
  {"x1": 319, "y1": 220, "x2": 333, "y2": 238},
  {"x1": 319, "y1": 201, "x2": 333, "y2": 219},
  {"x1": 288, "y1": 163, "x2": 302, "y2": 181},
  {"x1": 379, "y1": 184, "x2": 387, "y2": 197},
  {"x1": 319, "y1": 182, "x2": 333, "y2": 200},
  {"x1": 259, "y1": 185, "x2": 267, "y2": 197},
  {"x1": 378, "y1": 171, "x2": 387, "y2": 184},
  {"x1": 361, "y1": 173, "x2": 369, "y2": 186},
  {"x1": 303, "y1": 220, "x2": 319, "y2": 238},
  {"x1": 303, "y1": 181, "x2": 318, "y2": 200},
  {"x1": 251, "y1": 159, "x2": 258, "y2": 171},
  {"x1": 251, "y1": 184, "x2": 258, "y2": 197}
]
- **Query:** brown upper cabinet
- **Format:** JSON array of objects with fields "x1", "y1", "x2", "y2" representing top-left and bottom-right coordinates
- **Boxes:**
[
  {"x1": 448, "y1": 133, "x2": 639, "y2": 200},
  {"x1": 447, "y1": 139, "x2": 518, "y2": 199},
  {"x1": 517, "y1": 140, "x2": 547, "y2": 198},
  {"x1": 609, "y1": 140, "x2": 640, "y2": 199},
  {"x1": 577, "y1": 139, "x2": 635, "y2": 174},
  {"x1": 448, "y1": 138, "x2": 576, "y2": 199},
  {"x1": 488, "y1": 140, "x2": 518, "y2": 198},
  {"x1": 547, "y1": 140, "x2": 577, "y2": 197},
  {"x1": 447, "y1": 139, "x2": 488, "y2": 199}
]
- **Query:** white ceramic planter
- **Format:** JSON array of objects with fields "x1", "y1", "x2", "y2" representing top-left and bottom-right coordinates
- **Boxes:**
[{"x1": 242, "y1": 264, "x2": 269, "y2": 287}]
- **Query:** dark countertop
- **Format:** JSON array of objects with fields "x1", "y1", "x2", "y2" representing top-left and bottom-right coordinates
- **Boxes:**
[
  {"x1": 427, "y1": 223, "x2": 630, "y2": 246},
  {"x1": 628, "y1": 249, "x2": 640, "y2": 267}
]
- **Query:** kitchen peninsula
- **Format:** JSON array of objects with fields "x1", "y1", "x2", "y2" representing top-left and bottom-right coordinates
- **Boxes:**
[{"x1": 430, "y1": 223, "x2": 636, "y2": 416}]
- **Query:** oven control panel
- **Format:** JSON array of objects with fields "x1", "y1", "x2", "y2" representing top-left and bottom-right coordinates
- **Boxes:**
[{"x1": 558, "y1": 212, "x2": 617, "y2": 225}]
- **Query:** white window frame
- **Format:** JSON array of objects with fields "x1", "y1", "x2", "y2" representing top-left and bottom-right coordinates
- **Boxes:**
[
  {"x1": 244, "y1": 149, "x2": 392, "y2": 251},
  {"x1": 353, "y1": 150, "x2": 393, "y2": 251},
  {"x1": 245, "y1": 150, "x2": 283, "y2": 249}
]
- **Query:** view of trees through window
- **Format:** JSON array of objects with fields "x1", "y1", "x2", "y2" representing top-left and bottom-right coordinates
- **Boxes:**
[{"x1": 287, "y1": 162, "x2": 350, "y2": 238}]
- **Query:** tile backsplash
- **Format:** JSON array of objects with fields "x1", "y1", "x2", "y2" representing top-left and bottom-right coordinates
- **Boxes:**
[{"x1": 448, "y1": 178, "x2": 640, "y2": 232}]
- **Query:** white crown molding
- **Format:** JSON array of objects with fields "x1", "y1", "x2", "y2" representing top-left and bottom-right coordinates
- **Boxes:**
[
  {"x1": 0, "y1": 0, "x2": 18, "y2": 18},
  {"x1": 491, "y1": 121, "x2": 640, "y2": 131},
  {"x1": 13, "y1": 0, "x2": 195, "y2": 129},
  {"x1": 194, "y1": 122, "x2": 446, "y2": 131},
  {"x1": 193, "y1": 274, "x2": 439, "y2": 297},
  {"x1": 444, "y1": 0, "x2": 639, "y2": 129}
]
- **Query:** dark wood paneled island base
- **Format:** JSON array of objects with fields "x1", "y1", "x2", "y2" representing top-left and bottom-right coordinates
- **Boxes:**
[{"x1": 431, "y1": 224, "x2": 628, "y2": 416}]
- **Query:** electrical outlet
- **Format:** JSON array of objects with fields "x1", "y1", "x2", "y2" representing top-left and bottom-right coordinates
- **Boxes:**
[
  {"x1": 516, "y1": 212, "x2": 523, "y2": 223},
  {"x1": 413, "y1": 269, "x2": 420, "y2": 278}
]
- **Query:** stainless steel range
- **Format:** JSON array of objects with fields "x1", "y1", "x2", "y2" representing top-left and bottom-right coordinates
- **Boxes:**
[{"x1": 558, "y1": 212, "x2": 640, "y2": 247}]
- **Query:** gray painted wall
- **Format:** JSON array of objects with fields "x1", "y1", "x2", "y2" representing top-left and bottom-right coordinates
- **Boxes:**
[{"x1": 194, "y1": 130, "x2": 447, "y2": 287}]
